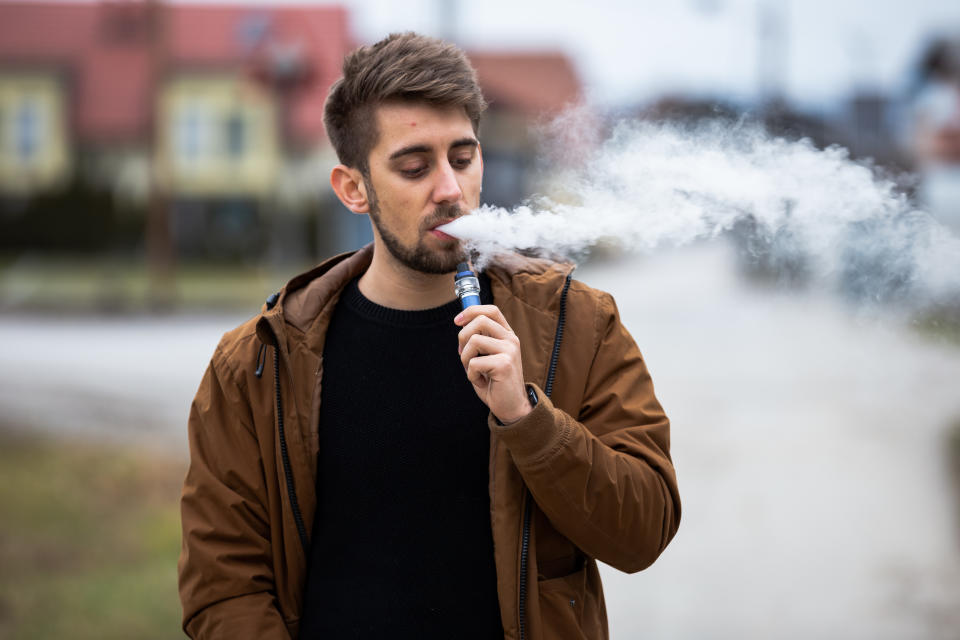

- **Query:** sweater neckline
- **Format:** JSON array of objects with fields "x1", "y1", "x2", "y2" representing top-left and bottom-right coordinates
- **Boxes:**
[{"x1": 342, "y1": 277, "x2": 466, "y2": 327}]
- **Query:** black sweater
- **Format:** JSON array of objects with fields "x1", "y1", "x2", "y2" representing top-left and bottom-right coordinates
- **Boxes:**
[{"x1": 298, "y1": 275, "x2": 503, "y2": 639}]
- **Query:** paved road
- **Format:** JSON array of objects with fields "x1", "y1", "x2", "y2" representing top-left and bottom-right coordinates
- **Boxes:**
[
  {"x1": 0, "y1": 311, "x2": 243, "y2": 452},
  {"x1": 2, "y1": 242, "x2": 959, "y2": 637},
  {"x1": 579, "y1": 244, "x2": 960, "y2": 639}
]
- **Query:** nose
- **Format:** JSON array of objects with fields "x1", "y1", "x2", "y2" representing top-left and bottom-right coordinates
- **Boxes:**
[{"x1": 432, "y1": 159, "x2": 463, "y2": 204}]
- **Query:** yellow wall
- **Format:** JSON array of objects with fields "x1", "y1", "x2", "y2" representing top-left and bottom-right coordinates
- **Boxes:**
[
  {"x1": 157, "y1": 74, "x2": 278, "y2": 197},
  {"x1": 0, "y1": 73, "x2": 70, "y2": 195}
]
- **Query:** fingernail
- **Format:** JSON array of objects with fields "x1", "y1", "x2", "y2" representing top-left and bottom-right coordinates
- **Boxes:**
[{"x1": 454, "y1": 313, "x2": 463, "y2": 323}]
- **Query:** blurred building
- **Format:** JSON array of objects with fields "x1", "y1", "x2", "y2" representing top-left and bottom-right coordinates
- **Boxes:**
[
  {"x1": 469, "y1": 51, "x2": 583, "y2": 207},
  {"x1": 0, "y1": 2, "x2": 583, "y2": 261},
  {"x1": 0, "y1": 0, "x2": 351, "y2": 260},
  {"x1": 905, "y1": 35, "x2": 960, "y2": 234}
]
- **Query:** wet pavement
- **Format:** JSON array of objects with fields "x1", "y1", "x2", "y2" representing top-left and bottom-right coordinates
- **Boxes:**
[{"x1": 2, "y1": 241, "x2": 959, "y2": 637}]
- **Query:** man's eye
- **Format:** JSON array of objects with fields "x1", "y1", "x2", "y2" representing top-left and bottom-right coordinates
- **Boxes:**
[
  {"x1": 400, "y1": 166, "x2": 427, "y2": 178},
  {"x1": 452, "y1": 156, "x2": 473, "y2": 169}
]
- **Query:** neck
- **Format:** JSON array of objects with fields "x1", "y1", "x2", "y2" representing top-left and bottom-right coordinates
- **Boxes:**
[{"x1": 358, "y1": 245, "x2": 456, "y2": 310}]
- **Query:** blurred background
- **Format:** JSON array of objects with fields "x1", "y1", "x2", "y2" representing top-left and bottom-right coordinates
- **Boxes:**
[{"x1": 1, "y1": 0, "x2": 959, "y2": 638}]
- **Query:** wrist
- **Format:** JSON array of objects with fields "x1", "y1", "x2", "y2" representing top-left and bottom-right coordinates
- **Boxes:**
[{"x1": 496, "y1": 385, "x2": 539, "y2": 426}]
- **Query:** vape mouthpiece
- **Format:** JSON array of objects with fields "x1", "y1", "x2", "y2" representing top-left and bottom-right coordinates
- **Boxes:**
[{"x1": 454, "y1": 262, "x2": 481, "y2": 309}]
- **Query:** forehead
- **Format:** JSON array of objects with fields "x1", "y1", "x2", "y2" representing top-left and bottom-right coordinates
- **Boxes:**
[{"x1": 371, "y1": 101, "x2": 475, "y2": 154}]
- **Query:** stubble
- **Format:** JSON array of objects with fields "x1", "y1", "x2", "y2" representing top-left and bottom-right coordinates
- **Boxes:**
[{"x1": 366, "y1": 185, "x2": 467, "y2": 274}]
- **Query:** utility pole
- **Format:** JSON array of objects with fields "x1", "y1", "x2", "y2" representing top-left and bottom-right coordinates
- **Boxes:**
[
  {"x1": 145, "y1": 0, "x2": 174, "y2": 308},
  {"x1": 756, "y1": 0, "x2": 788, "y2": 108}
]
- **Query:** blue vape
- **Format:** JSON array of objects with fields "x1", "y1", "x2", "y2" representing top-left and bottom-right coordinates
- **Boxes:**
[{"x1": 454, "y1": 262, "x2": 481, "y2": 309}]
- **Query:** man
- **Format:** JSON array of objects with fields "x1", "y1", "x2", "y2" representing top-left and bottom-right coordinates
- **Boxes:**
[
  {"x1": 909, "y1": 37, "x2": 960, "y2": 234},
  {"x1": 179, "y1": 32, "x2": 680, "y2": 640}
]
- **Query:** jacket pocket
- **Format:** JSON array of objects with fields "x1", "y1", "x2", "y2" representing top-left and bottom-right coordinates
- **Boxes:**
[{"x1": 537, "y1": 568, "x2": 592, "y2": 640}]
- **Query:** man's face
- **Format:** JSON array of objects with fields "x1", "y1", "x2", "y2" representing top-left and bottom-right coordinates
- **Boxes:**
[{"x1": 363, "y1": 101, "x2": 483, "y2": 274}]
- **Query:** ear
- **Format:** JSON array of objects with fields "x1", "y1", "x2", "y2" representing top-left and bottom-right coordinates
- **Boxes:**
[{"x1": 330, "y1": 164, "x2": 370, "y2": 214}]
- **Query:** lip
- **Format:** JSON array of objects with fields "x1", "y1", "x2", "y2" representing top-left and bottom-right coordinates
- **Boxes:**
[
  {"x1": 427, "y1": 219, "x2": 456, "y2": 231},
  {"x1": 426, "y1": 218, "x2": 458, "y2": 241},
  {"x1": 428, "y1": 228, "x2": 456, "y2": 241}
]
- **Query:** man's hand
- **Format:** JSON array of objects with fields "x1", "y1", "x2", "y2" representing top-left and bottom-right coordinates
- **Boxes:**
[{"x1": 455, "y1": 305, "x2": 532, "y2": 425}]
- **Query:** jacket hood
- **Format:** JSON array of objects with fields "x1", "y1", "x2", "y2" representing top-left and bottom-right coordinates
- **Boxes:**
[{"x1": 254, "y1": 245, "x2": 375, "y2": 348}]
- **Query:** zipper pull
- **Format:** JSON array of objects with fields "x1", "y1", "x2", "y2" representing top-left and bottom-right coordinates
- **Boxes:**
[{"x1": 255, "y1": 343, "x2": 267, "y2": 378}]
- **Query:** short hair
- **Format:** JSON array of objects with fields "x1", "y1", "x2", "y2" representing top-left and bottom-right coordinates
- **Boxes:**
[{"x1": 323, "y1": 32, "x2": 488, "y2": 173}]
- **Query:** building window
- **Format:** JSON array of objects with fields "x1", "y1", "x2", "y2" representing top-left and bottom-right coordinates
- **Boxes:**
[
  {"x1": 175, "y1": 102, "x2": 207, "y2": 164},
  {"x1": 15, "y1": 98, "x2": 42, "y2": 163},
  {"x1": 225, "y1": 111, "x2": 246, "y2": 159}
]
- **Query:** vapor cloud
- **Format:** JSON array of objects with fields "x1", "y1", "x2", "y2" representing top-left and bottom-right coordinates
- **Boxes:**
[{"x1": 439, "y1": 119, "x2": 960, "y2": 306}]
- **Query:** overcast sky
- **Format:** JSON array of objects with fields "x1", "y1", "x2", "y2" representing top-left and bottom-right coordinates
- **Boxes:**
[{"x1": 329, "y1": 0, "x2": 960, "y2": 109}]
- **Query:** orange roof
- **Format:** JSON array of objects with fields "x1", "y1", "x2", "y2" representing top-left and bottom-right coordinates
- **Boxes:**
[{"x1": 468, "y1": 51, "x2": 582, "y2": 116}]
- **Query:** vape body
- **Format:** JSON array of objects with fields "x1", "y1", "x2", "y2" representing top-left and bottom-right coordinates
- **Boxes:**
[{"x1": 454, "y1": 263, "x2": 481, "y2": 309}]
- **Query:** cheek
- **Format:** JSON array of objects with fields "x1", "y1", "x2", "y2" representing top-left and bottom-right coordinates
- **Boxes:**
[
  {"x1": 378, "y1": 186, "x2": 418, "y2": 218},
  {"x1": 464, "y1": 173, "x2": 483, "y2": 204},
  {"x1": 373, "y1": 181, "x2": 429, "y2": 235},
  {"x1": 368, "y1": 174, "x2": 407, "y2": 209}
]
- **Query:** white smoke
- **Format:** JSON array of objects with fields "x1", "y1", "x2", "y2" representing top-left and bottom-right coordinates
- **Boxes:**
[{"x1": 438, "y1": 119, "x2": 960, "y2": 306}]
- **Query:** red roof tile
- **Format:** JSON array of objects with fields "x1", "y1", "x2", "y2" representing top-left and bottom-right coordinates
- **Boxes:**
[
  {"x1": 469, "y1": 51, "x2": 582, "y2": 116},
  {"x1": 0, "y1": 1, "x2": 351, "y2": 144},
  {"x1": 0, "y1": 4, "x2": 580, "y2": 145}
]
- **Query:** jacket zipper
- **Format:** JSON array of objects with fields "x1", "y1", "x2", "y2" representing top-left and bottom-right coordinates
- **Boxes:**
[
  {"x1": 273, "y1": 346, "x2": 310, "y2": 555},
  {"x1": 257, "y1": 293, "x2": 309, "y2": 555},
  {"x1": 518, "y1": 273, "x2": 573, "y2": 640}
]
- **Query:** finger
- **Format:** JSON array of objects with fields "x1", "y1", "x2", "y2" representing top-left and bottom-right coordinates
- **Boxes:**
[
  {"x1": 460, "y1": 334, "x2": 512, "y2": 369},
  {"x1": 458, "y1": 314, "x2": 516, "y2": 350},
  {"x1": 466, "y1": 353, "x2": 511, "y2": 385},
  {"x1": 454, "y1": 304, "x2": 510, "y2": 330}
]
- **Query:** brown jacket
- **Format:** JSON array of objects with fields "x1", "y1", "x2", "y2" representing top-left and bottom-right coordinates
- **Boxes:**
[{"x1": 179, "y1": 245, "x2": 680, "y2": 640}]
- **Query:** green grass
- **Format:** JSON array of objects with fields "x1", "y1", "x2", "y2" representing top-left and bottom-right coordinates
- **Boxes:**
[
  {"x1": 914, "y1": 308, "x2": 960, "y2": 348},
  {"x1": 0, "y1": 428, "x2": 187, "y2": 639}
]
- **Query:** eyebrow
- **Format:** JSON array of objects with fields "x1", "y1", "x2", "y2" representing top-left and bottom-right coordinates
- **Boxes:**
[{"x1": 388, "y1": 137, "x2": 478, "y2": 161}]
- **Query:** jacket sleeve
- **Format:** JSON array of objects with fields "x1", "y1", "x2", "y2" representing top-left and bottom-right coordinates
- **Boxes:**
[
  {"x1": 492, "y1": 292, "x2": 680, "y2": 573},
  {"x1": 178, "y1": 347, "x2": 291, "y2": 639}
]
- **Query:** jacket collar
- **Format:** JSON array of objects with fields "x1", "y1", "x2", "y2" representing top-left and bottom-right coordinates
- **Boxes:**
[
  {"x1": 255, "y1": 244, "x2": 576, "y2": 349},
  {"x1": 486, "y1": 253, "x2": 576, "y2": 317},
  {"x1": 255, "y1": 244, "x2": 374, "y2": 348}
]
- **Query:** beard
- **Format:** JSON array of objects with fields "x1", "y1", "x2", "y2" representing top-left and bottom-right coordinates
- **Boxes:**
[{"x1": 366, "y1": 186, "x2": 467, "y2": 275}]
